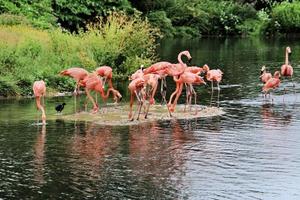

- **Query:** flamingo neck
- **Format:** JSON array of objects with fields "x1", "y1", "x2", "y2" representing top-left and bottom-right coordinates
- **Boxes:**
[
  {"x1": 178, "y1": 52, "x2": 184, "y2": 65},
  {"x1": 285, "y1": 50, "x2": 289, "y2": 65}
]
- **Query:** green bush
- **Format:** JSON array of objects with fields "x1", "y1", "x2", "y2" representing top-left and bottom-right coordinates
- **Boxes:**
[
  {"x1": 147, "y1": 11, "x2": 175, "y2": 37},
  {"x1": 269, "y1": 1, "x2": 300, "y2": 33},
  {"x1": 0, "y1": 12, "x2": 158, "y2": 96}
]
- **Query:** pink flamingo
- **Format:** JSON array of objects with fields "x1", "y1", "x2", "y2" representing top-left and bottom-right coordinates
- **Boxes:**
[
  {"x1": 260, "y1": 65, "x2": 272, "y2": 83},
  {"x1": 95, "y1": 66, "x2": 122, "y2": 103},
  {"x1": 59, "y1": 67, "x2": 89, "y2": 94},
  {"x1": 80, "y1": 73, "x2": 114, "y2": 113},
  {"x1": 169, "y1": 72, "x2": 206, "y2": 113},
  {"x1": 184, "y1": 66, "x2": 204, "y2": 75},
  {"x1": 262, "y1": 71, "x2": 281, "y2": 100},
  {"x1": 59, "y1": 67, "x2": 89, "y2": 112},
  {"x1": 130, "y1": 67, "x2": 161, "y2": 118},
  {"x1": 203, "y1": 64, "x2": 223, "y2": 107},
  {"x1": 280, "y1": 46, "x2": 294, "y2": 88},
  {"x1": 33, "y1": 80, "x2": 46, "y2": 125},
  {"x1": 128, "y1": 77, "x2": 146, "y2": 121},
  {"x1": 167, "y1": 51, "x2": 192, "y2": 109}
]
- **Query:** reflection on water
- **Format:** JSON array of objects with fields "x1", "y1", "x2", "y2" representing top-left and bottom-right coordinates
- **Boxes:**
[
  {"x1": 1, "y1": 37, "x2": 300, "y2": 199},
  {"x1": 33, "y1": 125, "x2": 46, "y2": 184}
]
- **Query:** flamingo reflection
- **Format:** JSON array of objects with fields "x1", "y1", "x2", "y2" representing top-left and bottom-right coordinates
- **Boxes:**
[
  {"x1": 261, "y1": 103, "x2": 292, "y2": 128},
  {"x1": 33, "y1": 125, "x2": 46, "y2": 184}
]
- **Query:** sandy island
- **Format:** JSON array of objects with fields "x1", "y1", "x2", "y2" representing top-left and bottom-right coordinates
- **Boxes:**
[{"x1": 53, "y1": 104, "x2": 225, "y2": 126}]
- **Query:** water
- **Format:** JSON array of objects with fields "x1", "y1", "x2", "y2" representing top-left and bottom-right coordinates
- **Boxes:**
[{"x1": 1, "y1": 37, "x2": 300, "y2": 199}]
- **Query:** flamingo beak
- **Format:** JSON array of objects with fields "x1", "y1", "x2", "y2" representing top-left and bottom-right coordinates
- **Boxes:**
[{"x1": 188, "y1": 58, "x2": 192, "y2": 64}]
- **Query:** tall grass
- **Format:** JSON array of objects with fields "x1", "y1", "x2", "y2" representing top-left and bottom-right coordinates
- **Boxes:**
[{"x1": 0, "y1": 12, "x2": 159, "y2": 97}]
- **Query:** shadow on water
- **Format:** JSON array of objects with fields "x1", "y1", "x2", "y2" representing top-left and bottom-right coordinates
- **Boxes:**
[{"x1": 1, "y1": 37, "x2": 300, "y2": 199}]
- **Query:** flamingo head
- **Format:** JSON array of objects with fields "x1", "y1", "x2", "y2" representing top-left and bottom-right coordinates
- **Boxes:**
[
  {"x1": 260, "y1": 65, "x2": 266, "y2": 74},
  {"x1": 286, "y1": 46, "x2": 291, "y2": 54},
  {"x1": 181, "y1": 50, "x2": 192, "y2": 63},
  {"x1": 202, "y1": 64, "x2": 210, "y2": 72},
  {"x1": 274, "y1": 71, "x2": 281, "y2": 78}
]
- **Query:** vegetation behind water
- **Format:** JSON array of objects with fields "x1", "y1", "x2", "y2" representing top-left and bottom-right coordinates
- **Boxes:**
[{"x1": 0, "y1": 13, "x2": 158, "y2": 97}]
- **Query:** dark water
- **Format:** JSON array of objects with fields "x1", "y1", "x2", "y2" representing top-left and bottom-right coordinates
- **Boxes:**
[{"x1": 1, "y1": 37, "x2": 300, "y2": 199}]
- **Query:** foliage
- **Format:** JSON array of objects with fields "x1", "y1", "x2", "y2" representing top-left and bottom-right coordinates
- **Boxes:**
[
  {"x1": 0, "y1": 13, "x2": 158, "y2": 96},
  {"x1": 147, "y1": 11, "x2": 175, "y2": 37},
  {"x1": 52, "y1": 0, "x2": 135, "y2": 32},
  {"x1": 0, "y1": 0, "x2": 56, "y2": 29},
  {"x1": 268, "y1": 1, "x2": 300, "y2": 33}
]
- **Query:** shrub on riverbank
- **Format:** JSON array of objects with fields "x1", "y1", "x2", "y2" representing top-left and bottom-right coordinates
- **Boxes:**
[
  {"x1": 0, "y1": 13, "x2": 158, "y2": 97},
  {"x1": 267, "y1": 1, "x2": 300, "y2": 34}
]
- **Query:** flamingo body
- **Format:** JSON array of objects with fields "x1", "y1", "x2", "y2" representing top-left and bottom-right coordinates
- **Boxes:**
[
  {"x1": 262, "y1": 71, "x2": 281, "y2": 93},
  {"x1": 206, "y1": 69, "x2": 223, "y2": 83},
  {"x1": 95, "y1": 66, "x2": 113, "y2": 79},
  {"x1": 33, "y1": 80, "x2": 46, "y2": 124},
  {"x1": 281, "y1": 64, "x2": 293, "y2": 77}
]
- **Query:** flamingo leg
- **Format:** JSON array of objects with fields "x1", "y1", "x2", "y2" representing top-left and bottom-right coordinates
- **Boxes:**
[
  {"x1": 129, "y1": 92, "x2": 135, "y2": 121},
  {"x1": 217, "y1": 82, "x2": 220, "y2": 108},
  {"x1": 184, "y1": 83, "x2": 189, "y2": 112},
  {"x1": 210, "y1": 81, "x2": 214, "y2": 107},
  {"x1": 170, "y1": 83, "x2": 183, "y2": 112},
  {"x1": 35, "y1": 96, "x2": 46, "y2": 124},
  {"x1": 85, "y1": 88, "x2": 98, "y2": 113},
  {"x1": 160, "y1": 78, "x2": 167, "y2": 105},
  {"x1": 190, "y1": 85, "x2": 198, "y2": 115},
  {"x1": 135, "y1": 90, "x2": 144, "y2": 120},
  {"x1": 168, "y1": 77, "x2": 180, "y2": 105},
  {"x1": 159, "y1": 78, "x2": 172, "y2": 117}
]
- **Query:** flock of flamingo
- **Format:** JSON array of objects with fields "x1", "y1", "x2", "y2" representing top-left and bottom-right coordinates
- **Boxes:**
[
  {"x1": 33, "y1": 46, "x2": 294, "y2": 125},
  {"x1": 260, "y1": 46, "x2": 294, "y2": 96}
]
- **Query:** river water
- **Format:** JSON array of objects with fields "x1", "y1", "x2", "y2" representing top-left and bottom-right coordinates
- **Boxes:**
[{"x1": 1, "y1": 37, "x2": 300, "y2": 199}]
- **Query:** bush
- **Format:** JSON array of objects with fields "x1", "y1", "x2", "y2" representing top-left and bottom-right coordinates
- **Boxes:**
[
  {"x1": 0, "y1": 12, "x2": 158, "y2": 96},
  {"x1": 269, "y1": 1, "x2": 300, "y2": 33},
  {"x1": 147, "y1": 11, "x2": 175, "y2": 37}
]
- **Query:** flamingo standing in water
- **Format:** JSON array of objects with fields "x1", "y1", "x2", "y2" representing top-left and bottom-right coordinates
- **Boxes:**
[
  {"x1": 167, "y1": 51, "x2": 192, "y2": 111},
  {"x1": 260, "y1": 65, "x2": 272, "y2": 83},
  {"x1": 130, "y1": 67, "x2": 161, "y2": 118},
  {"x1": 95, "y1": 66, "x2": 122, "y2": 103},
  {"x1": 203, "y1": 64, "x2": 223, "y2": 107},
  {"x1": 80, "y1": 73, "x2": 114, "y2": 113},
  {"x1": 128, "y1": 77, "x2": 146, "y2": 121},
  {"x1": 33, "y1": 80, "x2": 46, "y2": 125},
  {"x1": 143, "y1": 62, "x2": 172, "y2": 104},
  {"x1": 262, "y1": 71, "x2": 281, "y2": 100},
  {"x1": 169, "y1": 72, "x2": 206, "y2": 114},
  {"x1": 280, "y1": 46, "x2": 294, "y2": 88},
  {"x1": 59, "y1": 67, "x2": 89, "y2": 112}
]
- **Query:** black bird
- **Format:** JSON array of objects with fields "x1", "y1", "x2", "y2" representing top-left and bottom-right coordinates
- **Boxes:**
[{"x1": 55, "y1": 103, "x2": 66, "y2": 113}]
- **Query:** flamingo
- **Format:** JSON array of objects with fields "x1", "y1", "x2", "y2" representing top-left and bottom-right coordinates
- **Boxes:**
[
  {"x1": 280, "y1": 46, "x2": 294, "y2": 88},
  {"x1": 80, "y1": 73, "x2": 115, "y2": 113},
  {"x1": 167, "y1": 50, "x2": 192, "y2": 109},
  {"x1": 59, "y1": 67, "x2": 89, "y2": 112},
  {"x1": 203, "y1": 64, "x2": 223, "y2": 105},
  {"x1": 260, "y1": 65, "x2": 272, "y2": 83},
  {"x1": 95, "y1": 66, "x2": 122, "y2": 103},
  {"x1": 130, "y1": 67, "x2": 162, "y2": 118},
  {"x1": 262, "y1": 71, "x2": 281, "y2": 100},
  {"x1": 169, "y1": 72, "x2": 206, "y2": 114},
  {"x1": 185, "y1": 66, "x2": 204, "y2": 75},
  {"x1": 33, "y1": 80, "x2": 46, "y2": 125},
  {"x1": 128, "y1": 77, "x2": 146, "y2": 121},
  {"x1": 59, "y1": 67, "x2": 89, "y2": 94}
]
